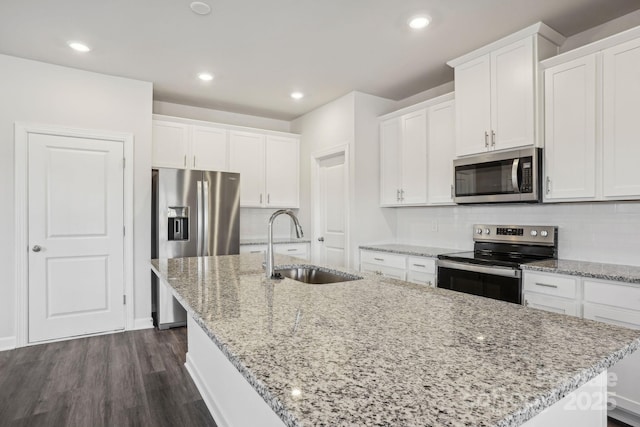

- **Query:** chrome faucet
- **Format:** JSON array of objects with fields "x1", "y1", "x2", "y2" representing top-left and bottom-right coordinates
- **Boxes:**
[{"x1": 266, "y1": 209, "x2": 304, "y2": 279}]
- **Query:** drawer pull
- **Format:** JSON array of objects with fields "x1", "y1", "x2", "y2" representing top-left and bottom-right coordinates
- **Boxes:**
[
  {"x1": 250, "y1": 250, "x2": 262, "y2": 254},
  {"x1": 412, "y1": 263, "x2": 426, "y2": 268},
  {"x1": 535, "y1": 282, "x2": 558, "y2": 289},
  {"x1": 374, "y1": 257, "x2": 384, "y2": 262},
  {"x1": 287, "y1": 249, "x2": 297, "y2": 252},
  {"x1": 375, "y1": 271, "x2": 383, "y2": 276}
]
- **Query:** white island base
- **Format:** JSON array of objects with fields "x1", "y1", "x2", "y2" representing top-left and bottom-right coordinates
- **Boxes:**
[{"x1": 184, "y1": 315, "x2": 607, "y2": 427}]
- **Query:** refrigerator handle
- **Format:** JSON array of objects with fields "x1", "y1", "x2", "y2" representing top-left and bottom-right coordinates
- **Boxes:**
[
  {"x1": 203, "y1": 180, "x2": 210, "y2": 256},
  {"x1": 196, "y1": 180, "x2": 203, "y2": 256}
]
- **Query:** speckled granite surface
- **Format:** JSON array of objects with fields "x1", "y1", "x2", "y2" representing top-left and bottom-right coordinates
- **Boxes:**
[
  {"x1": 360, "y1": 243, "x2": 461, "y2": 258},
  {"x1": 240, "y1": 238, "x2": 311, "y2": 246},
  {"x1": 151, "y1": 254, "x2": 640, "y2": 427},
  {"x1": 522, "y1": 259, "x2": 640, "y2": 285}
]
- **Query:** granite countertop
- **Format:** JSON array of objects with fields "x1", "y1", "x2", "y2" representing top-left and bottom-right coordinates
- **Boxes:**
[
  {"x1": 151, "y1": 254, "x2": 640, "y2": 427},
  {"x1": 522, "y1": 259, "x2": 640, "y2": 285},
  {"x1": 359, "y1": 243, "x2": 461, "y2": 258},
  {"x1": 240, "y1": 238, "x2": 311, "y2": 246}
]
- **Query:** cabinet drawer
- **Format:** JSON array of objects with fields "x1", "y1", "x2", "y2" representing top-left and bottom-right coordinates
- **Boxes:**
[
  {"x1": 361, "y1": 263, "x2": 406, "y2": 281},
  {"x1": 583, "y1": 303, "x2": 640, "y2": 330},
  {"x1": 274, "y1": 243, "x2": 308, "y2": 256},
  {"x1": 407, "y1": 271, "x2": 435, "y2": 287},
  {"x1": 523, "y1": 292, "x2": 581, "y2": 317},
  {"x1": 583, "y1": 279, "x2": 640, "y2": 312},
  {"x1": 240, "y1": 245, "x2": 266, "y2": 254},
  {"x1": 523, "y1": 272, "x2": 579, "y2": 299},
  {"x1": 360, "y1": 251, "x2": 406, "y2": 269},
  {"x1": 407, "y1": 257, "x2": 436, "y2": 274}
]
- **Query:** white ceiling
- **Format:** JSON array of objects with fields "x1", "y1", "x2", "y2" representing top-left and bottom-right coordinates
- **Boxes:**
[{"x1": 1, "y1": 0, "x2": 639, "y2": 120}]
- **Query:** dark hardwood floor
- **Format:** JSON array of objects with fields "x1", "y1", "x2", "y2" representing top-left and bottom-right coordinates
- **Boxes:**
[
  {"x1": 0, "y1": 327, "x2": 633, "y2": 427},
  {"x1": 0, "y1": 328, "x2": 216, "y2": 427}
]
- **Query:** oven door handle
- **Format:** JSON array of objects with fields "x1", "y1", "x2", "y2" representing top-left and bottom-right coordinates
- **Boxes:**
[{"x1": 437, "y1": 260, "x2": 522, "y2": 278}]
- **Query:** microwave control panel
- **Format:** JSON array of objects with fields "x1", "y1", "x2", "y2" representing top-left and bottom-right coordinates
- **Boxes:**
[{"x1": 521, "y1": 159, "x2": 532, "y2": 193}]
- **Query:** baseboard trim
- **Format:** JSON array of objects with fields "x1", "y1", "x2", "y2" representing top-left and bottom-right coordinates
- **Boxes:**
[
  {"x1": 132, "y1": 317, "x2": 154, "y2": 330},
  {"x1": 0, "y1": 336, "x2": 17, "y2": 352},
  {"x1": 609, "y1": 407, "x2": 640, "y2": 427},
  {"x1": 185, "y1": 353, "x2": 228, "y2": 427}
]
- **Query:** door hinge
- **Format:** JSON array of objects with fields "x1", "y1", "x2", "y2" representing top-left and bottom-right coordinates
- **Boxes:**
[{"x1": 123, "y1": 295, "x2": 127, "y2": 305}]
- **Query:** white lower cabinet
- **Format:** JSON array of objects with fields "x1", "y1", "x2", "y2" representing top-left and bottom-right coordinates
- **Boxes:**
[
  {"x1": 240, "y1": 242, "x2": 309, "y2": 261},
  {"x1": 359, "y1": 250, "x2": 437, "y2": 285},
  {"x1": 523, "y1": 271, "x2": 640, "y2": 425}
]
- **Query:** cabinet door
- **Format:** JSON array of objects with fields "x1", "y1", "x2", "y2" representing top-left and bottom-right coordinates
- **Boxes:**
[
  {"x1": 454, "y1": 55, "x2": 491, "y2": 156},
  {"x1": 191, "y1": 126, "x2": 228, "y2": 171},
  {"x1": 490, "y1": 37, "x2": 535, "y2": 151},
  {"x1": 400, "y1": 110, "x2": 428, "y2": 204},
  {"x1": 427, "y1": 100, "x2": 455, "y2": 204},
  {"x1": 544, "y1": 55, "x2": 597, "y2": 201},
  {"x1": 229, "y1": 131, "x2": 265, "y2": 207},
  {"x1": 603, "y1": 37, "x2": 640, "y2": 199},
  {"x1": 265, "y1": 136, "x2": 299, "y2": 208},
  {"x1": 152, "y1": 121, "x2": 189, "y2": 169},
  {"x1": 379, "y1": 118, "x2": 401, "y2": 206}
]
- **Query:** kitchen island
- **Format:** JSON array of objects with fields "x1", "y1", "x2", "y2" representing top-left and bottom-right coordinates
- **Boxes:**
[{"x1": 151, "y1": 254, "x2": 640, "y2": 427}]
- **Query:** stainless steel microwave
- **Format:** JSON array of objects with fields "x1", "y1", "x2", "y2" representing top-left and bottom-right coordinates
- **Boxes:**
[{"x1": 453, "y1": 147, "x2": 542, "y2": 204}]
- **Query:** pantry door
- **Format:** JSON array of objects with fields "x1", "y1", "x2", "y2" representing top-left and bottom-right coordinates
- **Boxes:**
[
  {"x1": 27, "y1": 131, "x2": 125, "y2": 343},
  {"x1": 313, "y1": 147, "x2": 349, "y2": 268}
]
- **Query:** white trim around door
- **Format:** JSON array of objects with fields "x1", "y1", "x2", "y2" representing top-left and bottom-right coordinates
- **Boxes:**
[
  {"x1": 310, "y1": 144, "x2": 351, "y2": 268},
  {"x1": 14, "y1": 123, "x2": 135, "y2": 348}
]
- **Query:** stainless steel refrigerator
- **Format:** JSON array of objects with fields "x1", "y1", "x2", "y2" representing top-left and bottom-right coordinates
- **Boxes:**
[{"x1": 152, "y1": 168, "x2": 240, "y2": 329}]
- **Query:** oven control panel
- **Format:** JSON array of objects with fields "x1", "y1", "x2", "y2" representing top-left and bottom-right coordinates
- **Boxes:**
[{"x1": 473, "y1": 224, "x2": 557, "y2": 245}]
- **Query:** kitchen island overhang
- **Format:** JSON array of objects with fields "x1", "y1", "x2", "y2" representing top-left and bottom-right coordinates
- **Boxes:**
[{"x1": 151, "y1": 254, "x2": 640, "y2": 427}]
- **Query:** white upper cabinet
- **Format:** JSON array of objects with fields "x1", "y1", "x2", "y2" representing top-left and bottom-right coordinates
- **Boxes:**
[
  {"x1": 427, "y1": 100, "x2": 456, "y2": 204},
  {"x1": 191, "y1": 125, "x2": 228, "y2": 171},
  {"x1": 379, "y1": 94, "x2": 455, "y2": 207},
  {"x1": 543, "y1": 55, "x2": 597, "y2": 201},
  {"x1": 229, "y1": 131, "x2": 300, "y2": 208},
  {"x1": 448, "y1": 23, "x2": 564, "y2": 157},
  {"x1": 602, "y1": 37, "x2": 640, "y2": 199},
  {"x1": 541, "y1": 29, "x2": 640, "y2": 202},
  {"x1": 152, "y1": 121, "x2": 190, "y2": 169}
]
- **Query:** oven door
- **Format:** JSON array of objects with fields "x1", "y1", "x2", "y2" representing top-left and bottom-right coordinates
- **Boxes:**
[{"x1": 437, "y1": 260, "x2": 522, "y2": 304}]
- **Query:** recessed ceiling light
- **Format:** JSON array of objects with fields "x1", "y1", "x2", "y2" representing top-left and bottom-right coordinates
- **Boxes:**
[
  {"x1": 67, "y1": 41, "x2": 91, "y2": 52},
  {"x1": 198, "y1": 73, "x2": 214, "y2": 81},
  {"x1": 190, "y1": 1, "x2": 211, "y2": 15},
  {"x1": 408, "y1": 15, "x2": 431, "y2": 30},
  {"x1": 290, "y1": 92, "x2": 304, "y2": 100}
]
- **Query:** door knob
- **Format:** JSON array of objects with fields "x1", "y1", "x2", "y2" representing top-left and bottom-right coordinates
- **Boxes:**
[
  {"x1": 32, "y1": 245, "x2": 42, "y2": 252},
  {"x1": 317, "y1": 237, "x2": 324, "y2": 242}
]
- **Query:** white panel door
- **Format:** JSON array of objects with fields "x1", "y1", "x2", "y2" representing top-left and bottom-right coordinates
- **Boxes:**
[
  {"x1": 379, "y1": 117, "x2": 401, "y2": 206},
  {"x1": 265, "y1": 135, "x2": 299, "y2": 208},
  {"x1": 152, "y1": 120, "x2": 189, "y2": 169},
  {"x1": 229, "y1": 130, "x2": 265, "y2": 207},
  {"x1": 191, "y1": 125, "x2": 228, "y2": 171},
  {"x1": 454, "y1": 55, "x2": 491, "y2": 156},
  {"x1": 427, "y1": 100, "x2": 455, "y2": 204},
  {"x1": 544, "y1": 55, "x2": 597, "y2": 201},
  {"x1": 28, "y1": 133, "x2": 125, "y2": 343},
  {"x1": 491, "y1": 37, "x2": 535, "y2": 151},
  {"x1": 317, "y1": 154, "x2": 346, "y2": 267},
  {"x1": 400, "y1": 109, "x2": 428, "y2": 204},
  {"x1": 602, "y1": 37, "x2": 640, "y2": 199}
]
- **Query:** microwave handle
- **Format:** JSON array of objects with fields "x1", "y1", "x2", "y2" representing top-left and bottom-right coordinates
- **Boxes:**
[{"x1": 511, "y1": 158, "x2": 520, "y2": 193}]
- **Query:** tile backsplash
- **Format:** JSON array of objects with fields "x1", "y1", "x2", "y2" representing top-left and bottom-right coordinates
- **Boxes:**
[
  {"x1": 395, "y1": 201, "x2": 640, "y2": 266},
  {"x1": 240, "y1": 208, "x2": 297, "y2": 240}
]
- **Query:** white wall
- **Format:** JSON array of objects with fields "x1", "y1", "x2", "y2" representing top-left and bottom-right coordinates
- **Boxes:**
[
  {"x1": 394, "y1": 202, "x2": 640, "y2": 266},
  {"x1": 0, "y1": 54, "x2": 153, "y2": 345},
  {"x1": 240, "y1": 208, "x2": 297, "y2": 241},
  {"x1": 153, "y1": 100, "x2": 291, "y2": 132},
  {"x1": 560, "y1": 9, "x2": 640, "y2": 52}
]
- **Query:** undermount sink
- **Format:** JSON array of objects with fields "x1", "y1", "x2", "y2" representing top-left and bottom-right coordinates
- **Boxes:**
[{"x1": 275, "y1": 267, "x2": 362, "y2": 284}]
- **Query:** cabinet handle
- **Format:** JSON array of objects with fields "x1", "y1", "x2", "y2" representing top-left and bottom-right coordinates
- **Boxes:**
[
  {"x1": 193, "y1": 156, "x2": 196, "y2": 167},
  {"x1": 267, "y1": 194, "x2": 270, "y2": 204},
  {"x1": 524, "y1": 299, "x2": 529, "y2": 307},
  {"x1": 397, "y1": 189, "x2": 400, "y2": 202},
  {"x1": 260, "y1": 194, "x2": 263, "y2": 204},
  {"x1": 450, "y1": 185, "x2": 454, "y2": 199},
  {"x1": 546, "y1": 177, "x2": 551, "y2": 195},
  {"x1": 375, "y1": 271, "x2": 383, "y2": 276},
  {"x1": 412, "y1": 263, "x2": 426, "y2": 268},
  {"x1": 484, "y1": 131, "x2": 489, "y2": 148},
  {"x1": 250, "y1": 250, "x2": 262, "y2": 254},
  {"x1": 400, "y1": 189, "x2": 404, "y2": 201},
  {"x1": 535, "y1": 282, "x2": 558, "y2": 289},
  {"x1": 287, "y1": 249, "x2": 297, "y2": 252},
  {"x1": 184, "y1": 155, "x2": 187, "y2": 167},
  {"x1": 491, "y1": 130, "x2": 496, "y2": 147},
  {"x1": 374, "y1": 257, "x2": 384, "y2": 262}
]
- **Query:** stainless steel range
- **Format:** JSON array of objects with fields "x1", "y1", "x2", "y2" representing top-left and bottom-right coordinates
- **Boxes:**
[{"x1": 437, "y1": 225, "x2": 558, "y2": 304}]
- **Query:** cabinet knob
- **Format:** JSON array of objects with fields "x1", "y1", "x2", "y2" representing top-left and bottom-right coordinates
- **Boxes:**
[{"x1": 317, "y1": 237, "x2": 324, "y2": 242}]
